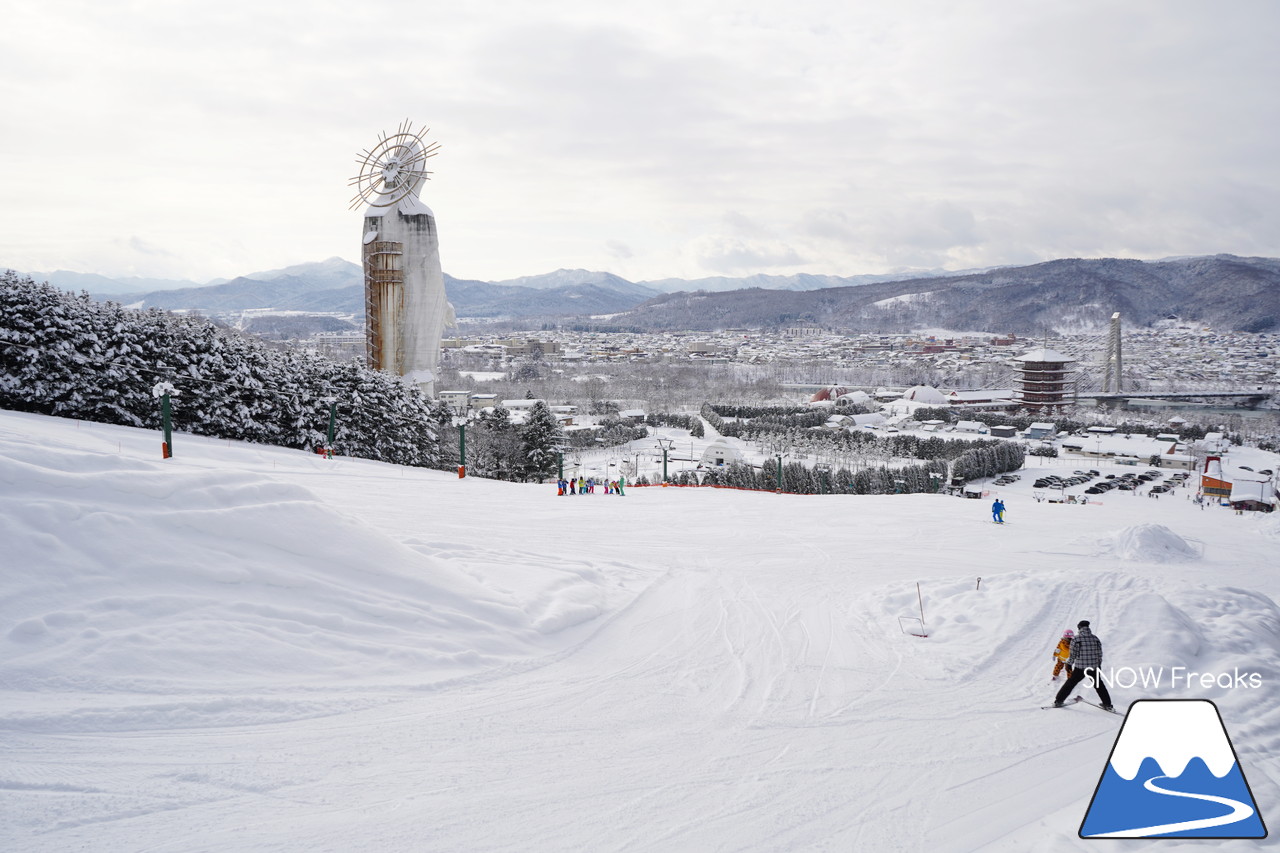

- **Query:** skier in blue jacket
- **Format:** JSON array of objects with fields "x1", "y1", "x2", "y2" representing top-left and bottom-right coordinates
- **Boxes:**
[{"x1": 991, "y1": 498, "x2": 1006, "y2": 523}]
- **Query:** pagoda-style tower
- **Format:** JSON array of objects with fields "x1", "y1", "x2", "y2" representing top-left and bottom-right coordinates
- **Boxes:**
[{"x1": 1013, "y1": 348, "x2": 1074, "y2": 411}]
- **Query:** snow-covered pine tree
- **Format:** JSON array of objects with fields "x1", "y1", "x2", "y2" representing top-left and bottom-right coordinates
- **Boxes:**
[
  {"x1": 0, "y1": 276, "x2": 92, "y2": 416},
  {"x1": 87, "y1": 299, "x2": 153, "y2": 427},
  {"x1": 781, "y1": 461, "x2": 814, "y2": 494},
  {"x1": 519, "y1": 400, "x2": 564, "y2": 482},
  {"x1": 468, "y1": 405, "x2": 524, "y2": 480}
]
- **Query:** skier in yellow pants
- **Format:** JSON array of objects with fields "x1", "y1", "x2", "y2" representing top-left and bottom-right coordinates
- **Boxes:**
[{"x1": 1051, "y1": 628, "x2": 1073, "y2": 680}]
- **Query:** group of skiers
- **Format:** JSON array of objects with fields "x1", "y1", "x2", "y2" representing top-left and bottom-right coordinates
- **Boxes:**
[
  {"x1": 1050, "y1": 620, "x2": 1114, "y2": 711},
  {"x1": 557, "y1": 475, "x2": 625, "y2": 496}
]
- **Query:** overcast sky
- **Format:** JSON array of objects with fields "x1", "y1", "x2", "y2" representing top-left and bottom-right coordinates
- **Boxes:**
[{"x1": 2, "y1": 0, "x2": 1278, "y2": 284}]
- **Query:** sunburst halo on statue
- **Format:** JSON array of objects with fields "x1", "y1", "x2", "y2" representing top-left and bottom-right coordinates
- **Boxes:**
[{"x1": 347, "y1": 120, "x2": 441, "y2": 210}]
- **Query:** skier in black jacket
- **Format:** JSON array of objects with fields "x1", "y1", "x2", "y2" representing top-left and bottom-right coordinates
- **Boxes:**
[{"x1": 1052, "y1": 621, "x2": 1114, "y2": 710}]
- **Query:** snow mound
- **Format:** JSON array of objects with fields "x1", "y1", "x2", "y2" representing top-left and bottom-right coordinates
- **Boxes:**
[
  {"x1": 0, "y1": 437, "x2": 544, "y2": 692},
  {"x1": 875, "y1": 570, "x2": 1280, "y2": 723},
  {"x1": 1098, "y1": 523, "x2": 1201, "y2": 562}
]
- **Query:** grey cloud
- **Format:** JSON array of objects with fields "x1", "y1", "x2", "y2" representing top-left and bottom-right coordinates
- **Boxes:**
[
  {"x1": 3, "y1": 2, "x2": 1279, "y2": 282},
  {"x1": 123, "y1": 237, "x2": 176, "y2": 258},
  {"x1": 693, "y1": 236, "x2": 805, "y2": 274}
]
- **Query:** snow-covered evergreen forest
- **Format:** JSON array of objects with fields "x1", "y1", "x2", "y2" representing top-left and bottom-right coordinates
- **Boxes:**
[{"x1": 0, "y1": 272, "x2": 446, "y2": 467}]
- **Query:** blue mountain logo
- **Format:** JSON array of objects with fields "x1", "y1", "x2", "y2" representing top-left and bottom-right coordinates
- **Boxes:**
[{"x1": 1080, "y1": 699, "x2": 1267, "y2": 838}]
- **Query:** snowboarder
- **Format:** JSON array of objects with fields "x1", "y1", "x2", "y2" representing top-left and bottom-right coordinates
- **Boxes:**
[
  {"x1": 991, "y1": 498, "x2": 1005, "y2": 523},
  {"x1": 1052, "y1": 621, "x2": 1113, "y2": 711},
  {"x1": 1051, "y1": 628, "x2": 1074, "y2": 680}
]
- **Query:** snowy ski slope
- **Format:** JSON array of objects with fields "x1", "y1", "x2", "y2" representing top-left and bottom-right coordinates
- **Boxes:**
[{"x1": 2, "y1": 409, "x2": 1279, "y2": 851}]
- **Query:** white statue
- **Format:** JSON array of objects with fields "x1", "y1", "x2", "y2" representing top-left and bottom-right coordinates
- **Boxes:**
[{"x1": 349, "y1": 121, "x2": 453, "y2": 396}]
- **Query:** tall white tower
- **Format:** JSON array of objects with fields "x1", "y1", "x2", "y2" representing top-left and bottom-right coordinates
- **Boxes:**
[
  {"x1": 1102, "y1": 312, "x2": 1123, "y2": 394},
  {"x1": 348, "y1": 121, "x2": 452, "y2": 396}
]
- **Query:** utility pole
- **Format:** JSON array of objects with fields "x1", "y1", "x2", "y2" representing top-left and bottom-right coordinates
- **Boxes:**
[
  {"x1": 457, "y1": 420, "x2": 467, "y2": 478},
  {"x1": 452, "y1": 402, "x2": 470, "y2": 478}
]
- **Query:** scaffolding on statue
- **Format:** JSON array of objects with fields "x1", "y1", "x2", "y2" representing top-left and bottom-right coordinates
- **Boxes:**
[{"x1": 364, "y1": 240, "x2": 405, "y2": 374}]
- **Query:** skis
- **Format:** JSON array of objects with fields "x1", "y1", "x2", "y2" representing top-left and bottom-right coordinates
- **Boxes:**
[
  {"x1": 1077, "y1": 698, "x2": 1122, "y2": 714},
  {"x1": 1039, "y1": 696, "x2": 1121, "y2": 715}
]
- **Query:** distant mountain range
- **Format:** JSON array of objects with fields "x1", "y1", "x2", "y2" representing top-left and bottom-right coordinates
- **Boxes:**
[
  {"x1": 632, "y1": 252, "x2": 1280, "y2": 333},
  {"x1": 13, "y1": 260, "x2": 937, "y2": 322},
  {"x1": 9, "y1": 254, "x2": 1279, "y2": 334},
  {"x1": 613, "y1": 255, "x2": 1280, "y2": 334},
  {"x1": 17, "y1": 269, "x2": 203, "y2": 296}
]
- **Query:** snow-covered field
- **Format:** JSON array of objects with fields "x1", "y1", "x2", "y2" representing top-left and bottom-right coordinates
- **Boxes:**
[{"x1": 3, "y1": 409, "x2": 1279, "y2": 852}]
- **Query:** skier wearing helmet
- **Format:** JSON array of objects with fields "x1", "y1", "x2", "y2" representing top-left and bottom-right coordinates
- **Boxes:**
[{"x1": 1051, "y1": 628, "x2": 1074, "y2": 680}]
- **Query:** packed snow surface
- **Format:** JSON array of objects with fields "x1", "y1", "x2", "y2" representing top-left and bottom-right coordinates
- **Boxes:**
[{"x1": 2, "y1": 410, "x2": 1279, "y2": 851}]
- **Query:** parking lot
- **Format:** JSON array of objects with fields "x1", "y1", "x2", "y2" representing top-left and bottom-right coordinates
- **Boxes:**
[{"x1": 979, "y1": 459, "x2": 1203, "y2": 505}]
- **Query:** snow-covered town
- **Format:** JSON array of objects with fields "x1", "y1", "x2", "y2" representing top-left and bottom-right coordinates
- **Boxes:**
[
  {"x1": 332, "y1": 325, "x2": 1280, "y2": 400},
  {"x1": 518, "y1": 393, "x2": 1280, "y2": 515}
]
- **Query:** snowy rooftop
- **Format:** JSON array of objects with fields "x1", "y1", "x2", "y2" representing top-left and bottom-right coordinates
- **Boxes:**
[{"x1": 1014, "y1": 347, "x2": 1074, "y2": 362}]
